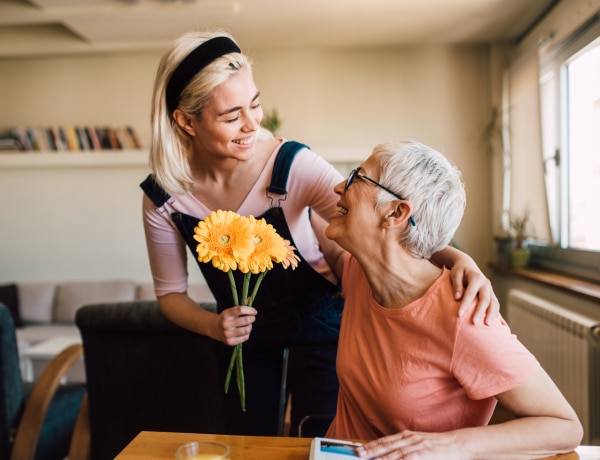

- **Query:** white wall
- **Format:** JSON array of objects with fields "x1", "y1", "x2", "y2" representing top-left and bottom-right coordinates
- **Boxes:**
[
  {"x1": 0, "y1": 154, "x2": 154, "y2": 282},
  {"x1": 0, "y1": 44, "x2": 493, "y2": 283}
]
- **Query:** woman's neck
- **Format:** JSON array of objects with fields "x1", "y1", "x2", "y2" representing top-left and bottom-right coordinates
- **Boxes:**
[
  {"x1": 188, "y1": 137, "x2": 281, "y2": 211},
  {"x1": 355, "y1": 245, "x2": 443, "y2": 309}
]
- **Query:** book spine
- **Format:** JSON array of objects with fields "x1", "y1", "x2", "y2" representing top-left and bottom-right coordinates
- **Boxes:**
[
  {"x1": 10, "y1": 126, "x2": 32, "y2": 151},
  {"x1": 34, "y1": 127, "x2": 49, "y2": 151},
  {"x1": 87, "y1": 127, "x2": 102, "y2": 150},
  {"x1": 26, "y1": 129, "x2": 39, "y2": 151},
  {"x1": 64, "y1": 125, "x2": 80, "y2": 151},
  {"x1": 77, "y1": 126, "x2": 91, "y2": 150},
  {"x1": 107, "y1": 127, "x2": 122, "y2": 149},
  {"x1": 126, "y1": 126, "x2": 142, "y2": 149},
  {"x1": 44, "y1": 127, "x2": 57, "y2": 151}
]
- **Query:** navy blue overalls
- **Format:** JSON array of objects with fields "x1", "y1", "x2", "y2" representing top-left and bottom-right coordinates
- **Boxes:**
[{"x1": 140, "y1": 141, "x2": 343, "y2": 436}]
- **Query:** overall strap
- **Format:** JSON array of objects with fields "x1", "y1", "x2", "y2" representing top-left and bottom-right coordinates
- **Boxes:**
[
  {"x1": 140, "y1": 174, "x2": 170, "y2": 208},
  {"x1": 267, "y1": 141, "x2": 309, "y2": 196}
]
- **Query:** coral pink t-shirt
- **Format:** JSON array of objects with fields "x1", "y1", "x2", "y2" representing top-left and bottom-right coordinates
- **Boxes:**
[{"x1": 326, "y1": 256, "x2": 539, "y2": 440}]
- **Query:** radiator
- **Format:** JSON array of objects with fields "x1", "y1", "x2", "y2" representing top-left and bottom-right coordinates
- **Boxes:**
[{"x1": 507, "y1": 289, "x2": 600, "y2": 445}]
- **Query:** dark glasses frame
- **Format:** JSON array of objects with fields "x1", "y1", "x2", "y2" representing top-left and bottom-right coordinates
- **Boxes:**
[{"x1": 345, "y1": 168, "x2": 416, "y2": 226}]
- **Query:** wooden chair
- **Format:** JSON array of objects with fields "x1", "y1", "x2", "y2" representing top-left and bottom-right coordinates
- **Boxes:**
[
  {"x1": 278, "y1": 345, "x2": 338, "y2": 437},
  {"x1": 298, "y1": 414, "x2": 335, "y2": 438},
  {"x1": 0, "y1": 304, "x2": 85, "y2": 460}
]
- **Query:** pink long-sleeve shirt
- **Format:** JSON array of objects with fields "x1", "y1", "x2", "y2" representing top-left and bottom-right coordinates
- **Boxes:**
[{"x1": 142, "y1": 142, "x2": 344, "y2": 297}]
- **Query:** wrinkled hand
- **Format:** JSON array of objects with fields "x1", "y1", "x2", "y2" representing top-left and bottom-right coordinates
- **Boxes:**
[
  {"x1": 449, "y1": 259, "x2": 499, "y2": 325},
  {"x1": 356, "y1": 430, "x2": 466, "y2": 460},
  {"x1": 215, "y1": 305, "x2": 256, "y2": 346}
]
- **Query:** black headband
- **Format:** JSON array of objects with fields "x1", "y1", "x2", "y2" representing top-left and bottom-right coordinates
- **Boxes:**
[{"x1": 165, "y1": 36, "x2": 241, "y2": 113}]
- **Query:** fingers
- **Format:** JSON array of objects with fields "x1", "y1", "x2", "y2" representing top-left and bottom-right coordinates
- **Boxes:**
[
  {"x1": 357, "y1": 431, "x2": 421, "y2": 459},
  {"x1": 465, "y1": 281, "x2": 486, "y2": 324},
  {"x1": 219, "y1": 306, "x2": 257, "y2": 345},
  {"x1": 357, "y1": 431, "x2": 453, "y2": 460},
  {"x1": 485, "y1": 292, "x2": 500, "y2": 325},
  {"x1": 451, "y1": 269, "x2": 466, "y2": 304},
  {"x1": 458, "y1": 277, "x2": 500, "y2": 325}
]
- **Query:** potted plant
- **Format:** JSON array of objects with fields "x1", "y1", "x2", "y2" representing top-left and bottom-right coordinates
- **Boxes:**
[
  {"x1": 260, "y1": 108, "x2": 282, "y2": 136},
  {"x1": 494, "y1": 211, "x2": 532, "y2": 268},
  {"x1": 508, "y1": 211, "x2": 531, "y2": 268},
  {"x1": 494, "y1": 232, "x2": 515, "y2": 267}
]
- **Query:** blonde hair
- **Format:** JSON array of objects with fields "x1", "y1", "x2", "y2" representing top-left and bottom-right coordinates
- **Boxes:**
[{"x1": 149, "y1": 31, "x2": 252, "y2": 195}]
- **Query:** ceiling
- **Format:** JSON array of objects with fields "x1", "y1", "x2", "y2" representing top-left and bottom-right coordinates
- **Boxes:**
[{"x1": 0, "y1": 0, "x2": 558, "y2": 58}]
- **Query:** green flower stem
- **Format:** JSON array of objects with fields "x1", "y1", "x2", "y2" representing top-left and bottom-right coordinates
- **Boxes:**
[
  {"x1": 224, "y1": 344, "x2": 240, "y2": 393},
  {"x1": 225, "y1": 345, "x2": 237, "y2": 393},
  {"x1": 247, "y1": 271, "x2": 268, "y2": 308},
  {"x1": 237, "y1": 344, "x2": 246, "y2": 411},
  {"x1": 242, "y1": 272, "x2": 251, "y2": 306},
  {"x1": 224, "y1": 270, "x2": 270, "y2": 412},
  {"x1": 227, "y1": 270, "x2": 239, "y2": 305},
  {"x1": 225, "y1": 270, "x2": 240, "y2": 396},
  {"x1": 224, "y1": 343, "x2": 246, "y2": 411}
]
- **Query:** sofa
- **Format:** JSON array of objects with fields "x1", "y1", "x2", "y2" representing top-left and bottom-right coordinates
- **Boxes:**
[{"x1": 0, "y1": 280, "x2": 216, "y2": 382}]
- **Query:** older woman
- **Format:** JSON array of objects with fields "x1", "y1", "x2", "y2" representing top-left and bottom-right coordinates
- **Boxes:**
[{"x1": 325, "y1": 141, "x2": 582, "y2": 459}]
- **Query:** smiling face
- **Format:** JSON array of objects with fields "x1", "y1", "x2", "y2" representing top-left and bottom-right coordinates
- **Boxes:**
[
  {"x1": 185, "y1": 67, "x2": 264, "y2": 161},
  {"x1": 326, "y1": 154, "x2": 388, "y2": 253}
]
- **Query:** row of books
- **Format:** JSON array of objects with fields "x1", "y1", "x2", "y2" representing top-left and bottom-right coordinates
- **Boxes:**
[{"x1": 6, "y1": 125, "x2": 142, "y2": 152}]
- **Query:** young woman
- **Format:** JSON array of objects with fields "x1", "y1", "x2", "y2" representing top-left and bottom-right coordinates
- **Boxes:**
[{"x1": 141, "y1": 31, "x2": 499, "y2": 436}]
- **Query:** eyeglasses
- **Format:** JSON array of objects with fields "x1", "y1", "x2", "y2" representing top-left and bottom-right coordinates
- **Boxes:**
[{"x1": 345, "y1": 168, "x2": 416, "y2": 226}]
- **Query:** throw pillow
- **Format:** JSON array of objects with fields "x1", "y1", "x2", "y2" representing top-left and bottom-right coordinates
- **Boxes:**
[
  {"x1": 0, "y1": 283, "x2": 24, "y2": 327},
  {"x1": 54, "y1": 280, "x2": 137, "y2": 323}
]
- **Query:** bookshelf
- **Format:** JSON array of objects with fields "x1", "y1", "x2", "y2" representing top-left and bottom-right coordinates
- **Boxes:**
[{"x1": 4, "y1": 125, "x2": 142, "y2": 153}]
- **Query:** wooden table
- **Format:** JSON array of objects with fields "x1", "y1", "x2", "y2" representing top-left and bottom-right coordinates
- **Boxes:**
[{"x1": 115, "y1": 432, "x2": 600, "y2": 459}]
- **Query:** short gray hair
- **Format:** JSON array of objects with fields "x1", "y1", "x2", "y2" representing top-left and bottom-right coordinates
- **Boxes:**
[{"x1": 373, "y1": 141, "x2": 466, "y2": 259}]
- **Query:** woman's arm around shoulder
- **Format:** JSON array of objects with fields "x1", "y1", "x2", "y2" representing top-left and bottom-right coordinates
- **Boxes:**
[{"x1": 431, "y1": 245, "x2": 499, "y2": 325}]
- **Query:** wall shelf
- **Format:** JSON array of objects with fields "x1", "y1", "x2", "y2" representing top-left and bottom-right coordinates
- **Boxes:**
[
  {"x1": 0, "y1": 151, "x2": 148, "y2": 169},
  {"x1": 0, "y1": 146, "x2": 368, "y2": 172}
]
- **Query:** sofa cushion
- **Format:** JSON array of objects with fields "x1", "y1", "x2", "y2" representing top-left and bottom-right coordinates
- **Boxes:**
[
  {"x1": 17, "y1": 282, "x2": 56, "y2": 324},
  {"x1": 54, "y1": 280, "x2": 137, "y2": 323},
  {"x1": 16, "y1": 324, "x2": 80, "y2": 347},
  {"x1": 0, "y1": 283, "x2": 23, "y2": 327}
]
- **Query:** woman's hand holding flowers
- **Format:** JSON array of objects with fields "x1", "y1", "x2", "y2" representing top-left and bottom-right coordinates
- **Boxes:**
[{"x1": 216, "y1": 305, "x2": 257, "y2": 346}]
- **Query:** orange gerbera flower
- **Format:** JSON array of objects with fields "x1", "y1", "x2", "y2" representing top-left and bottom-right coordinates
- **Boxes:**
[
  {"x1": 281, "y1": 239, "x2": 301, "y2": 270},
  {"x1": 239, "y1": 216, "x2": 289, "y2": 274},
  {"x1": 193, "y1": 210, "x2": 255, "y2": 273}
]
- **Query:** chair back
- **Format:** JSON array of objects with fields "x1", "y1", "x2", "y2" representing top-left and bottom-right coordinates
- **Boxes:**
[
  {"x1": 1, "y1": 304, "x2": 85, "y2": 460},
  {"x1": 298, "y1": 414, "x2": 335, "y2": 438},
  {"x1": 75, "y1": 301, "x2": 225, "y2": 460},
  {"x1": 0, "y1": 304, "x2": 25, "y2": 460}
]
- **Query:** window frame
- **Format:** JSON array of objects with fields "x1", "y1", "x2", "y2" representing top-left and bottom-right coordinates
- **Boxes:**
[{"x1": 534, "y1": 15, "x2": 600, "y2": 283}]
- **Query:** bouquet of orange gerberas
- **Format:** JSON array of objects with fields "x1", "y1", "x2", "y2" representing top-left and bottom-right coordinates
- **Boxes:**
[{"x1": 193, "y1": 210, "x2": 300, "y2": 411}]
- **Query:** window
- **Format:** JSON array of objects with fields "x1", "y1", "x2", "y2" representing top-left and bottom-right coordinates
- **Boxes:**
[{"x1": 537, "y1": 18, "x2": 600, "y2": 281}]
